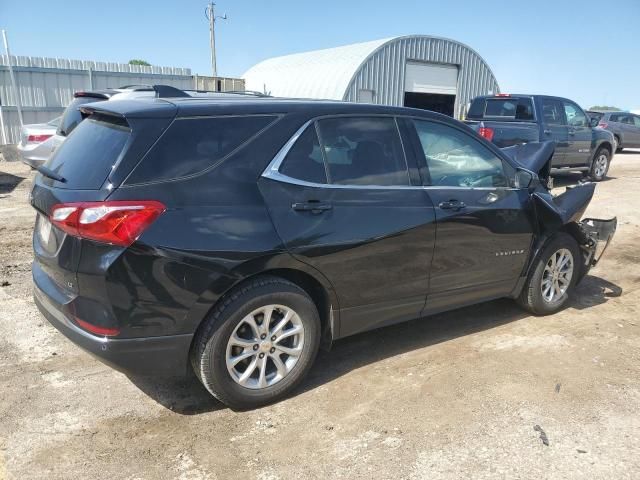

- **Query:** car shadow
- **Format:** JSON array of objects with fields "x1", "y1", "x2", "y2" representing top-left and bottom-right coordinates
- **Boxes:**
[
  {"x1": 127, "y1": 371, "x2": 225, "y2": 415},
  {"x1": 552, "y1": 172, "x2": 616, "y2": 189},
  {"x1": 126, "y1": 274, "x2": 621, "y2": 413},
  {"x1": 298, "y1": 273, "x2": 622, "y2": 400},
  {"x1": 0, "y1": 171, "x2": 25, "y2": 194}
]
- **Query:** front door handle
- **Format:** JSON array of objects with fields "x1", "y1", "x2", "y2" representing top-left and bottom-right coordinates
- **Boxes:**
[
  {"x1": 543, "y1": 129, "x2": 552, "y2": 135},
  {"x1": 439, "y1": 200, "x2": 466, "y2": 211},
  {"x1": 292, "y1": 201, "x2": 332, "y2": 214},
  {"x1": 568, "y1": 129, "x2": 576, "y2": 136}
]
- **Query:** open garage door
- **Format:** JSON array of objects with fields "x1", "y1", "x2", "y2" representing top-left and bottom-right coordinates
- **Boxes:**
[{"x1": 404, "y1": 62, "x2": 458, "y2": 117}]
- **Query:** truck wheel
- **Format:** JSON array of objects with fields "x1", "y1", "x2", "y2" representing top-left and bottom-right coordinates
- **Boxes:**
[
  {"x1": 517, "y1": 233, "x2": 581, "y2": 315},
  {"x1": 191, "y1": 276, "x2": 321, "y2": 409},
  {"x1": 589, "y1": 147, "x2": 610, "y2": 181}
]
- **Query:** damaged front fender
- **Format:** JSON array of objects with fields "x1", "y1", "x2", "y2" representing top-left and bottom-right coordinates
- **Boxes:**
[{"x1": 530, "y1": 182, "x2": 616, "y2": 276}]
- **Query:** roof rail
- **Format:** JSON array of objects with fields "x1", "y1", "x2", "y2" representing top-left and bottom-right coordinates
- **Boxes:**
[{"x1": 182, "y1": 88, "x2": 271, "y2": 97}]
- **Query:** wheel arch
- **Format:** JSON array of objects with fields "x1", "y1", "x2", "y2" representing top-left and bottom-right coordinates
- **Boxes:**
[{"x1": 187, "y1": 255, "x2": 340, "y2": 359}]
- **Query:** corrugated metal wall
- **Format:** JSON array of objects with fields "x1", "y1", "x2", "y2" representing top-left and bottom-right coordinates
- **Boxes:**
[
  {"x1": 194, "y1": 75, "x2": 245, "y2": 92},
  {"x1": 0, "y1": 55, "x2": 193, "y2": 144},
  {"x1": 343, "y1": 36, "x2": 500, "y2": 119}
]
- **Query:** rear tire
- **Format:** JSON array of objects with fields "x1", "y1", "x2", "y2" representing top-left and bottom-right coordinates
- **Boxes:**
[
  {"x1": 191, "y1": 276, "x2": 321, "y2": 409},
  {"x1": 589, "y1": 147, "x2": 610, "y2": 181},
  {"x1": 614, "y1": 136, "x2": 622, "y2": 153},
  {"x1": 517, "y1": 233, "x2": 581, "y2": 315}
]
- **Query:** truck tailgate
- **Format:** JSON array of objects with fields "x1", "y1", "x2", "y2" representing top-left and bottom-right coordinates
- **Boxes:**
[{"x1": 465, "y1": 120, "x2": 539, "y2": 148}]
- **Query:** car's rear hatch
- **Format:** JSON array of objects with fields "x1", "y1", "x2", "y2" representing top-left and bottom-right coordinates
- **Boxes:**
[{"x1": 31, "y1": 100, "x2": 176, "y2": 310}]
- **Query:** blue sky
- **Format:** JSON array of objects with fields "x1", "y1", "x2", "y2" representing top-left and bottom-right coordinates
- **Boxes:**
[{"x1": 1, "y1": 0, "x2": 638, "y2": 110}]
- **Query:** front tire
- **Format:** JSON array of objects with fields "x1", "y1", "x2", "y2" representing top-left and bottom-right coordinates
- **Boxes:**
[
  {"x1": 518, "y1": 233, "x2": 581, "y2": 315},
  {"x1": 589, "y1": 147, "x2": 610, "y2": 181},
  {"x1": 191, "y1": 276, "x2": 321, "y2": 409}
]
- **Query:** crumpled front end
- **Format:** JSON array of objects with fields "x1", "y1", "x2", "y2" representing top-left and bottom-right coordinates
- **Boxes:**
[{"x1": 573, "y1": 217, "x2": 617, "y2": 268}]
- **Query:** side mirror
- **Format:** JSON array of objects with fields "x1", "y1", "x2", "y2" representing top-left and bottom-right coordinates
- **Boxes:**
[
  {"x1": 590, "y1": 117, "x2": 600, "y2": 128},
  {"x1": 515, "y1": 168, "x2": 539, "y2": 190}
]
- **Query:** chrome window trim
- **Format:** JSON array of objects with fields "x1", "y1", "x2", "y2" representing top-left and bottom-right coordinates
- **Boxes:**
[
  {"x1": 261, "y1": 115, "x2": 523, "y2": 192},
  {"x1": 262, "y1": 115, "x2": 413, "y2": 188}
]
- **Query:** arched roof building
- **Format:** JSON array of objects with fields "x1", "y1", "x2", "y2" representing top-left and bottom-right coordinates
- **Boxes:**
[{"x1": 244, "y1": 35, "x2": 500, "y2": 119}]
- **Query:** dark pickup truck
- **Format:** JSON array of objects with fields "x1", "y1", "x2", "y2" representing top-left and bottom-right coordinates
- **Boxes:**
[{"x1": 465, "y1": 94, "x2": 615, "y2": 181}]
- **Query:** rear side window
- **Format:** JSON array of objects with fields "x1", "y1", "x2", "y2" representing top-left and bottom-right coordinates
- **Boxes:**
[
  {"x1": 467, "y1": 97, "x2": 534, "y2": 120},
  {"x1": 316, "y1": 117, "x2": 409, "y2": 186},
  {"x1": 540, "y1": 99, "x2": 566, "y2": 126},
  {"x1": 45, "y1": 114, "x2": 130, "y2": 189},
  {"x1": 58, "y1": 97, "x2": 107, "y2": 136},
  {"x1": 127, "y1": 115, "x2": 276, "y2": 184},
  {"x1": 279, "y1": 126, "x2": 327, "y2": 184}
]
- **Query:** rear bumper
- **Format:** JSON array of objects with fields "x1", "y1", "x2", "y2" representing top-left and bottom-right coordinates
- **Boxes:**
[{"x1": 34, "y1": 280, "x2": 193, "y2": 377}]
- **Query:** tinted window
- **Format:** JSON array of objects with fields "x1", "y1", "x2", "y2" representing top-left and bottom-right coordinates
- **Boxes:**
[
  {"x1": 58, "y1": 97, "x2": 106, "y2": 136},
  {"x1": 316, "y1": 117, "x2": 409, "y2": 186},
  {"x1": 413, "y1": 120, "x2": 509, "y2": 188},
  {"x1": 279, "y1": 126, "x2": 327, "y2": 184},
  {"x1": 540, "y1": 99, "x2": 566, "y2": 126},
  {"x1": 562, "y1": 101, "x2": 588, "y2": 127},
  {"x1": 466, "y1": 97, "x2": 534, "y2": 120},
  {"x1": 609, "y1": 114, "x2": 622, "y2": 122},
  {"x1": 619, "y1": 115, "x2": 634, "y2": 125},
  {"x1": 466, "y1": 98, "x2": 484, "y2": 119},
  {"x1": 587, "y1": 112, "x2": 603, "y2": 124},
  {"x1": 45, "y1": 114, "x2": 130, "y2": 189},
  {"x1": 484, "y1": 98, "x2": 534, "y2": 120},
  {"x1": 127, "y1": 115, "x2": 276, "y2": 184}
]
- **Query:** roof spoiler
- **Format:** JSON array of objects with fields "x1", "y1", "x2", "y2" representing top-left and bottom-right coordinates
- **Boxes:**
[{"x1": 152, "y1": 85, "x2": 191, "y2": 98}]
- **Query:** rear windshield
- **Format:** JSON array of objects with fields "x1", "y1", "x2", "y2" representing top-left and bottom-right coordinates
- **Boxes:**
[
  {"x1": 467, "y1": 97, "x2": 534, "y2": 121},
  {"x1": 125, "y1": 115, "x2": 277, "y2": 184},
  {"x1": 45, "y1": 114, "x2": 130, "y2": 189},
  {"x1": 57, "y1": 96, "x2": 107, "y2": 136}
]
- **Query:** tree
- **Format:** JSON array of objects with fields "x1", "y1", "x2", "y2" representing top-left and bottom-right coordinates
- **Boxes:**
[
  {"x1": 128, "y1": 59, "x2": 151, "y2": 66},
  {"x1": 589, "y1": 105, "x2": 622, "y2": 112}
]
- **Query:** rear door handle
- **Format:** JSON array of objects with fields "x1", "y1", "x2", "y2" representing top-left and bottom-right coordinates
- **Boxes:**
[
  {"x1": 438, "y1": 200, "x2": 466, "y2": 211},
  {"x1": 543, "y1": 129, "x2": 552, "y2": 135},
  {"x1": 568, "y1": 129, "x2": 576, "y2": 136},
  {"x1": 292, "y1": 201, "x2": 332, "y2": 214}
]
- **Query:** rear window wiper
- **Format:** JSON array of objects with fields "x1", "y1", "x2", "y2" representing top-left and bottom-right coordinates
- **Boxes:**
[{"x1": 35, "y1": 165, "x2": 66, "y2": 183}]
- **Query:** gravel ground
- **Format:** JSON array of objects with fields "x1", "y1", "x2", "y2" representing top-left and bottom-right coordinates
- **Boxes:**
[{"x1": 0, "y1": 152, "x2": 639, "y2": 479}]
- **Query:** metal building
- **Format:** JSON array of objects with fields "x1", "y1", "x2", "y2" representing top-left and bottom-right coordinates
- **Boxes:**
[{"x1": 243, "y1": 35, "x2": 499, "y2": 119}]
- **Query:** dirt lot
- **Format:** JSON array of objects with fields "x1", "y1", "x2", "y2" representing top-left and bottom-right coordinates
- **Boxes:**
[{"x1": 0, "y1": 152, "x2": 639, "y2": 480}]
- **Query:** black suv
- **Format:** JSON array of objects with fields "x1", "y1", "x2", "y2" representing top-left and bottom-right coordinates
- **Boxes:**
[{"x1": 31, "y1": 92, "x2": 616, "y2": 409}]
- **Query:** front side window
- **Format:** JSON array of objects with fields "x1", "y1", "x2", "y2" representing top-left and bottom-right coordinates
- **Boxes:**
[
  {"x1": 315, "y1": 117, "x2": 409, "y2": 186},
  {"x1": 413, "y1": 120, "x2": 510, "y2": 188},
  {"x1": 633, "y1": 116, "x2": 640, "y2": 128},
  {"x1": 540, "y1": 99, "x2": 566, "y2": 126},
  {"x1": 562, "y1": 101, "x2": 588, "y2": 127},
  {"x1": 278, "y1": 126, "x2": 327, "y2": 184}
]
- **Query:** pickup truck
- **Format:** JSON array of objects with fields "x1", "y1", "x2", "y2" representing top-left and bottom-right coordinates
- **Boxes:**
[{"x1": 465, "y1": 94, "x2": 615, "y2": 181}]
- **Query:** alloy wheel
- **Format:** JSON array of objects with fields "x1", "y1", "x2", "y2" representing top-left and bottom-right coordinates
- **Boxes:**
[
  {"x1": 225, "y1": 305, "x2": 305, "y2": 389},
  {"x1": 594, "y1": 154, "x2": 608, "y2": 178},
  {"x1": 541, "y1": 248, "x2": 574, "y2": 303}
]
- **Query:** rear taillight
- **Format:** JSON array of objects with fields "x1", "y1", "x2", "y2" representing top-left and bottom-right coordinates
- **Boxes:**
[
  {"x1": 50, "y1": 200, "x2": 166, "y2": 247},
  {"x1": 27, "y1": 134, "x2": 52, "y2": 143},
  {"x1": 478, "y1": 126, "x2": 495, "y2": 141},
  {"x1": 598, "y1": 122, "x2": 608, "y2": 129}
]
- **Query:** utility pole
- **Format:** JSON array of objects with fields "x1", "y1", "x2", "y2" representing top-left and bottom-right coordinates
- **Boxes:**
[{"x1": 205, "y1": 2, "x2": 227, "y2": 78}]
